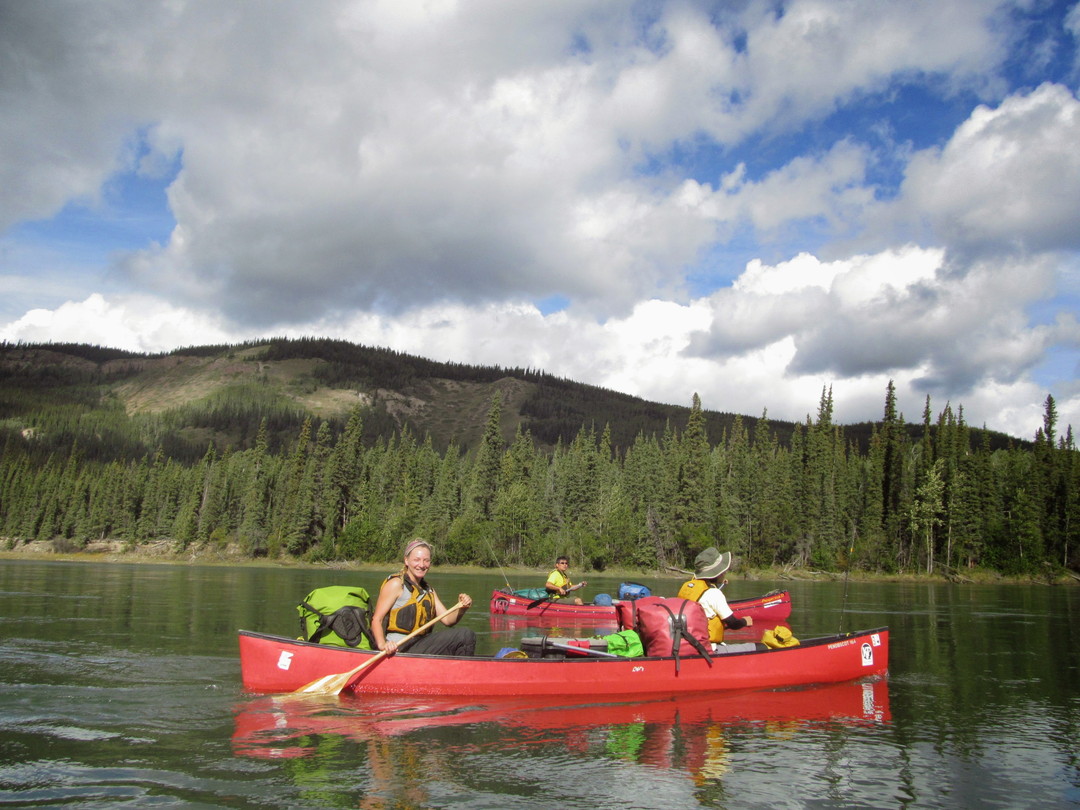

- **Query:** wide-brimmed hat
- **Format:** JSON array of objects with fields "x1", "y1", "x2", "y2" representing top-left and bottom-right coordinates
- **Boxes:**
[
  {"x1": 761, "y1": 625, "x2": 800, "y2": 648},
  {"x1": 694, "y1": 547, "x2": 731, "y2": 579}
]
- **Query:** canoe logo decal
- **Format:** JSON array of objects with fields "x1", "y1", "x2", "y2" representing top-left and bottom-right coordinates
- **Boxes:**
[
  {"x1": 860, "y1": 643, "x2": 874, "y2": 667},
  {"x1": 277, "y1": 651, "x2": 294, "y2": 671},
  {"x1": 493, "y1": 598, "x2": 509, "y2": 614}
]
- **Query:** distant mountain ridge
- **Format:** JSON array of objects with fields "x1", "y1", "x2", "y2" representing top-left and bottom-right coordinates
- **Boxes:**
[{"x1": 0, "y1": 337, "x2": 1020, "y2": 462}]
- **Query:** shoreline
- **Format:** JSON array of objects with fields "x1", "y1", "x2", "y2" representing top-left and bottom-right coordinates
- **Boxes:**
[{"x1": 1, "y1": 541, "x2": 1076, "y2": 586}]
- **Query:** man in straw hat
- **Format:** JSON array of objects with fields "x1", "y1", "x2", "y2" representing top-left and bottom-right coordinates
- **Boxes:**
[{"x1": 678, "y1": 547, "x2": 752, "y2": 650}]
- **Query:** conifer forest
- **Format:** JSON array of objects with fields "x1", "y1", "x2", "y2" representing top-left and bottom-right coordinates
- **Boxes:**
[{"x1": 1, "y1": 340, "x2": 1077, "y2": 578}]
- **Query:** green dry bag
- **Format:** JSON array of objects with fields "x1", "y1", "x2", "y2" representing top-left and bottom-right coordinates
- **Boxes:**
[
  {"x1": 602, "y1": 628, "x2": 644, "y2": 657},
  {"x1": 297, "y1": 585, "x2": 376, "y2": 649}
]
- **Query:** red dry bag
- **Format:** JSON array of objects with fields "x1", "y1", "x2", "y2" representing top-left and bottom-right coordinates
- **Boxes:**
[{"x1": 617, "y1": 596, "x2": 712, "y2": 669}]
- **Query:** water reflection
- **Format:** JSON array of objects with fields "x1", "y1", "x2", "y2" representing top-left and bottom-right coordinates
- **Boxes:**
[
  {"x1": 232, "y1": 678, "x2": 891, "y2": 798},
  {"x1": 5, "y1": 561, "x2": 1078, "y2": 808}
]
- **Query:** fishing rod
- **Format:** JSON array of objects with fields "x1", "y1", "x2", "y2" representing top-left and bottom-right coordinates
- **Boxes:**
[
  {"x1": 479, "y1": 531, "x2": 514, "y2": 591},
  {"x1": 838, "y1": 528, "x2": 857, "y2": 634}
]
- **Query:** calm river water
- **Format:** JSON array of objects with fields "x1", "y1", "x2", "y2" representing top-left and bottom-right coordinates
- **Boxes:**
[{"x1": 1, "y1": 559, "x2": 1077, "y2": 809}]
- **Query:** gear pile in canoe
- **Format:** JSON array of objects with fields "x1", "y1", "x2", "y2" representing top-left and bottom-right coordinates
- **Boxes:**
[{"x1": 488, "y1": 586, "x2": 792, "y2": 625}]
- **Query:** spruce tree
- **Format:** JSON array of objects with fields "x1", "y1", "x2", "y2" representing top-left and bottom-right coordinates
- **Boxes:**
[{"x1": 468, "y1": 394, "x2": 504, "y2": 519}]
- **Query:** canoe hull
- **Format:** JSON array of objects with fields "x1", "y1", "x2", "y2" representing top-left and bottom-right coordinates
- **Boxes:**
[
  {"x1": 238, "y1": 626, "x2": 887, "y2": 697},
  {"x1": 488, "y1": 588, "x2": 792, "y2": 624}
]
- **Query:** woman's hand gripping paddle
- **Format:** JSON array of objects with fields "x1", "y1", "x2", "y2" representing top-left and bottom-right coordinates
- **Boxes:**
[{"x1": 294, "y1": 600, "x2": 466, "y2": 696}]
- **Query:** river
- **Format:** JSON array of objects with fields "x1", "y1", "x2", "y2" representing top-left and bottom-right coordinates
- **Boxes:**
[{"x1": 1, "y1": 559, "x2": 1077, "y2": 808}]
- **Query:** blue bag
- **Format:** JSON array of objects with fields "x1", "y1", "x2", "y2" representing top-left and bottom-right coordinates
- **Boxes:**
[
  {"x1": 593, "y1": 593, "x2": 613, "y2": 606},
  {"x1": 618, "y1": 582, "x2": 651, "y2": 601}
]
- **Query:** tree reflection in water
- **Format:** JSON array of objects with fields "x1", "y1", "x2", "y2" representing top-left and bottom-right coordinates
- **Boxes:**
[{"x1": 233, "y1": 678, "x2": 890, "y2": 802}]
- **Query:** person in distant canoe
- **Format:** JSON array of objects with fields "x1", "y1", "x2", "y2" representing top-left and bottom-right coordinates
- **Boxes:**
[
  {"x1": 545, "y1": 555, "x2": 587, "y2": 604},
  {"x1": 678, "y1": 547, "x2": 752, "y2": 648},
  {"x1": 371, "y1": 538, "x2": 475, "y2": 656}
]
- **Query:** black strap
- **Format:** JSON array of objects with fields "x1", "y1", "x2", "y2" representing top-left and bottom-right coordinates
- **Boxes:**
[
  {"x1": 299, "y1": 598, "x2": 327, "y2": 641},
  {"x1": 327, "y1": 606, "x2": 374, "y2": 648},
  {"x1": 658, "y1": 602, "x2": 713, "y2": 673}
]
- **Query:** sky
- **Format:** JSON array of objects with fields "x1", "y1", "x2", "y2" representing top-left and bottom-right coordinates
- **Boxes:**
[{"x1": 3, "y1": 0, "x2": 1080, "y2": 442}]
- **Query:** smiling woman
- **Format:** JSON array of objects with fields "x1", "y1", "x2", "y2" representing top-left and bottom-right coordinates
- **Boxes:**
[{"x1": 370, "y1": 537, "x2": 476, "y2": 657}]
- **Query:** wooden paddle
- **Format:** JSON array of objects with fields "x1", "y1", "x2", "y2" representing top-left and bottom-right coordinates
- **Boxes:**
[{"x1": 294, "y1": 600, "x2": 466, "y2": 696}]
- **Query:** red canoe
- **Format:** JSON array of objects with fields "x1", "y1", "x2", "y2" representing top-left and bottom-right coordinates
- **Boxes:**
[
  {"x1": 488, "y1": 587, "x2": 792, "y2": 625},
  {"x1": 237, "y1": 626, "x2": 887, "y2": 698},
  {"x1": 233, "y1": 677, "x2": 890, "y2": 758}
]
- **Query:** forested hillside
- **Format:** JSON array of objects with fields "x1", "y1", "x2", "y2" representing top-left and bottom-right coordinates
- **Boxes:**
[
  {"x1": 0, "y1": 337, "x2": 784, "y2": 462},
  {"x1": 1, "y1": 339, "x2": 1075, "y2": 577}
]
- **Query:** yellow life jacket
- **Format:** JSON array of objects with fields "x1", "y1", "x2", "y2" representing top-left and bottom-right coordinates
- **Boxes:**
[
  {"x1": 678, "y1": 578, "x2": 725, "y2": 644},
  {"x1": 382, "y1": 574, "x2": 436, "y2": 637},
  {"x1": 546, "y1": 568, "x2": 571, "y2": 600}
]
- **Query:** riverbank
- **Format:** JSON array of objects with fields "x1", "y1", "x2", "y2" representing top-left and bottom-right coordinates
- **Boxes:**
[{"x1": 2, "y1": 538, "x2": 1076, "y2": 586}]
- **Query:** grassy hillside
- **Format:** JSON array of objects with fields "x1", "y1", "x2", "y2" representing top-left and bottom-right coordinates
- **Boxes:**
[{"x1": 0, "y1": 337, "x2": 1021, "y2": 464}]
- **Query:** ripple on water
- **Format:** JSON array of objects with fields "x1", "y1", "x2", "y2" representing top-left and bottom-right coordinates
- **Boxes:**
[{"x1": 11, "y1": 723, "x2": 122, "y2": 742}]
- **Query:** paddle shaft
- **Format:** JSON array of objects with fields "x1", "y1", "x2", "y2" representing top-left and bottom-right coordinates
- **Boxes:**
[
  {"x1": 545, "y1": 640, "x2": 621, "y2": 658},
  {"x1": 296, "y1": 599, "x2": 465, "y2": 694}
]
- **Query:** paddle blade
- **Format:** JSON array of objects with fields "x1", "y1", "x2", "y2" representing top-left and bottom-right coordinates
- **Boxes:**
[
  {"x1": 291, "y1": 599, "x2": 465, "y2": 696},
  {"x1": 295, "y1": 651, "x2": 384, "y2": 696},
  {"x1": 296, "y1": 670, "x2": 355, "y2": 696}
]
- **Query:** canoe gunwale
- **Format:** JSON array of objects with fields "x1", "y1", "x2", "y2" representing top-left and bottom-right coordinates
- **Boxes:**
[{"x1": 488, "y1": 587, "x2": 793, "y2": 623}]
